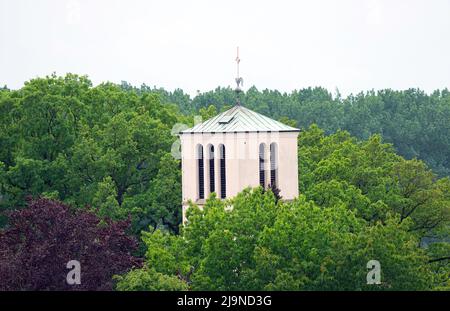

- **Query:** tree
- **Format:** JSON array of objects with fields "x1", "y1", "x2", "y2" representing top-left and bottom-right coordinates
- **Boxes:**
[
  {"x1": 177, "y1": 86, "x2": 450, "y2": 177},
  {"x1": 0, "y1": 198, "x2": 140, "y2": 290},
  {"x1": 118, "y1": 188, "x2": 440, "y2": 290},
  {"x1": 115, "y1": 267, "x2": 187, "y2": 291},
  {"x1": 122, "y1": 153, "x2": 183, "y2": 234},
  {"x1": 298, "y1": 125, "x2": 450, "y2": 236},
  {"x1": 0, "y1": 75, "x2": 183, "y2": 234},
  {"x1": 1, "y1": 74, "x2": 449, "y2": 291}
]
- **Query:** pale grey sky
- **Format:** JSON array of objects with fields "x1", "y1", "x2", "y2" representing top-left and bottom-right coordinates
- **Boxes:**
[{"x1": 1, "y1": 0, "x2": 449, "y2": 97}]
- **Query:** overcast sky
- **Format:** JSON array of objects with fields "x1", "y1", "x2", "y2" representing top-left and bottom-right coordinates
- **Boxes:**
[{"x1": 1, "y1": 0, "x2": 449, "y2": 97}]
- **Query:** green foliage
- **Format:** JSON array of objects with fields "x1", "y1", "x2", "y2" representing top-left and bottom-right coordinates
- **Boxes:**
[
  {"x1": 299, "y1": 125, "x2": 450, "y2": 236},
  {"x1": 91, "y1": 176, "x2": 123, "y2": 220},
  {"x1": 115, "y1": 267, "x2": 188, "y2": 291},
  {"x1": 0, "y1": 74, "x2": 183, "y2": 233},
  {"x1": 426, "y1": 242, "x2": 450, "y2": 290},
  {"x1": 117, "y1": 123, "x2": 449, "y2": 291},
  {"x1": 122, "y1": 188, "x2": 442, "y2": 290},
  {"x1": 199, "y1": 105, "x2": 218, "y2": 121},
  {"x1": 1, "y1": 74, "x2": 448, "y2": 290},
  {"x1": 186, "y1": 87, "x2": 450, "y2": 177}
]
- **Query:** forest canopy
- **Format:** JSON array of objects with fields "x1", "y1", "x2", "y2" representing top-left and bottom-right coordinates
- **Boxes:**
[
  {"x1": 0, "y1": 74, "x2": 448, "y2": 290},
  {"x1": 133, "y1": 82, "x2": 450, "y2": 177}
]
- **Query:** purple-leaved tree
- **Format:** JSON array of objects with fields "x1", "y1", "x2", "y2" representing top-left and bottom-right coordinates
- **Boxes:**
[{"x1": 0, "y1": 198, "x2": 141, "y2": 290}]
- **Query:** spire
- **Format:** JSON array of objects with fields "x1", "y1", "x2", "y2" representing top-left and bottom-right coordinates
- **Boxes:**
[{"x1": 234, "y1": 47, "x2": 243, "y2": 106}]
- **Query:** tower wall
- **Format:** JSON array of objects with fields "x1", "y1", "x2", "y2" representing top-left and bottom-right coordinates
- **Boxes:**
[{"x1": 180, "y1": 131, "x2": 299, "y2": 222}]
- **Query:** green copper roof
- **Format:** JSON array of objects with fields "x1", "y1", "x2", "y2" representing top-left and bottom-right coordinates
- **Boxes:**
[{"x1": 180, "y1": 105, "x2": 300, "y2": 134}]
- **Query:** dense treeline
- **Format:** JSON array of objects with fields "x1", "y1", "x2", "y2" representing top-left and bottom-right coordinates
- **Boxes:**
[
  {"x1": 124, "y1": 83, "x2": 450, "y2": 177},
  {"x1": 116, "y1": 126, "x2": 450, "y2": 291},
  {"x1": 0, "y1": 74, "x2": 449, "y2": 290},
  {"x1": 0, "y1": 74, "x2": 189, "y2": 232}
]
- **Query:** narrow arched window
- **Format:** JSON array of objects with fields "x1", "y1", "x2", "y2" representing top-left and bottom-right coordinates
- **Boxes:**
[
  {"x1": 270, "y1": 142, "x2": 277, "y2": 187},
  {"x1": 208, "y1": 145, "x2": 215, "y2": 194},
  {"x1": 259, "y1": 143, "x2": 266, "y2": 188},
  {"x1": 197, "y1": 144, "x2": 204, "y2": 199},
  {"x1": 219, "y1": 144, "x2": 226, "y2": 199}
]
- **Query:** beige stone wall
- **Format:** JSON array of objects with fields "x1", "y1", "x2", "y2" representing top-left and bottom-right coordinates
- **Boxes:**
[{"x1": 180, "y1": 131, "x2": 299, "y2": 221}]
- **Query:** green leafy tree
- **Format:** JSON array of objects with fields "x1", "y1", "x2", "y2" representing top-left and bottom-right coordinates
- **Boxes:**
[
  {"x1": 298, "y1": 125, "x2": 450, "y2": 236},
  {"x1": 0, "y1": 74, "x2": 183, "y2": 234},
  {"x1": 118, "y1": 188, "x2": 441, "y2": 291}
]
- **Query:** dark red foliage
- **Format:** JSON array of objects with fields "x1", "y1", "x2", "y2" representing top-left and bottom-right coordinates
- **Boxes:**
[{"x1": 0, "y1": 198, "x2": 141, "y2": 290}]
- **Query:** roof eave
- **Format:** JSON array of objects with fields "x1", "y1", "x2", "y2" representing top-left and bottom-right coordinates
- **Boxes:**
[{"x1": 179, "y1": 129, "x2": 300, "y2": 135}]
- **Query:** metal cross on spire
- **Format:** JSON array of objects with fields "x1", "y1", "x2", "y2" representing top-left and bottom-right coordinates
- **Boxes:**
[{"x1": 235, "y1": 46, "x2": 244, "y2": 106}]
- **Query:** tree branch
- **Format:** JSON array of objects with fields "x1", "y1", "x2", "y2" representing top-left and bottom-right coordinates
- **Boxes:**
[{"x1": 428, "y1": 256, "x2": 450, "y2": 263}]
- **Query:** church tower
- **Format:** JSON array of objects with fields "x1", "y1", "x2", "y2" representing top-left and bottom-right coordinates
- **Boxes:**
[{"x1": 179, "y1": 49, "x2": 300, "y2": 221}]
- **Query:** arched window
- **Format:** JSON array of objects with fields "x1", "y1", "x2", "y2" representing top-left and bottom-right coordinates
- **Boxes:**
[
  {"x1": 259, "y1": 143, "x2": 266, "y2": 188},
  {"x1": 208, "y1": 145, "x2": 215, "y2": 194},
  {"x1": 197, "y1": 144, "x2": 204, "y2": 199},
  {"x1": 219, "y1": 144, "x2": 226, "y2": 199},
  {"x1": 270, "y1": 142, "x2": 278, "y2": 187}
]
